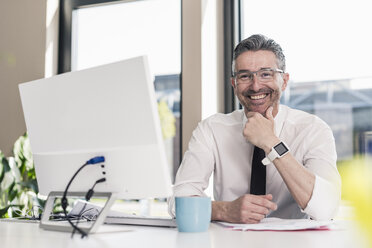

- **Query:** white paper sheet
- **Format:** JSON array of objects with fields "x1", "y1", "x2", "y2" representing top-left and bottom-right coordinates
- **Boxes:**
[{"x1": 216, "y1": 217, "x2": 334, "y2": 231}]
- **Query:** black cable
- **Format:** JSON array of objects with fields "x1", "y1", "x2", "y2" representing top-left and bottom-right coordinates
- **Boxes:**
[
  {"x1": 61, "y1": 156, "x2": 105, "y2": 239},
  {"x1": 71, "y1": 178, "x2": 106, "y2": 238},
  {"x1": 62, "y1": 162, "x2": 89, "y2": 238},
  {"x1": 85, "y1": 178, "x2": 106, "y2": 202}
]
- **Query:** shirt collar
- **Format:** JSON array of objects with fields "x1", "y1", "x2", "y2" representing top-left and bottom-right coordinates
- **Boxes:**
[{"x1": 242, "y1": 105, "x2": 286, "y2": 137}]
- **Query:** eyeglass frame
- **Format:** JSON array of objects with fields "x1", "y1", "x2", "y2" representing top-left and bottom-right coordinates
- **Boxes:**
[{"x1": 232, "y1": 68, "x2": 284, "y2": 85}]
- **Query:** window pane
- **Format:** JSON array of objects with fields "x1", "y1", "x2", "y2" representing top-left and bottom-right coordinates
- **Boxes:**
[
  {"x1": 241, "y1": 0, "x2": 372, "y2": 161},
  {"x1": 72, "y1": 0, "x2": 181, "y2": 180}
]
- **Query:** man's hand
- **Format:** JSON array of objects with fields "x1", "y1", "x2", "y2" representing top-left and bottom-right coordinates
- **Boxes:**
[
  {"x1": 212, "y1": 194, "x2": 277, "y2": 224},
  {"x1": 243, "y1": 106, "x2": 279, "y2": 153}
]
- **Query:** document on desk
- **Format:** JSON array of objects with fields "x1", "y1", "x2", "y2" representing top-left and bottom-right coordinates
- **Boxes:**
[{"x1": 216, "y1": 218, "x2": 334, "y2": 231}]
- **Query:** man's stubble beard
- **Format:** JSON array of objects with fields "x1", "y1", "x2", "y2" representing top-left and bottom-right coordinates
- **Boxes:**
[{"x1": 237, "y1": 87, "x2": 282, "y2": 116}]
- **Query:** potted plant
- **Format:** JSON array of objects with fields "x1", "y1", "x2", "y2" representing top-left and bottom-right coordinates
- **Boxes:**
[{"x1": 0, "y1": 133, "x2": 44, "y2": 218}]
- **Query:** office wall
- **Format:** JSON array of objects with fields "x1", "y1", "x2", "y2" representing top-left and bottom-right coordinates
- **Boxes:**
[{"x1": 0, "y1": 0, "x2": 59, "y2": 156}]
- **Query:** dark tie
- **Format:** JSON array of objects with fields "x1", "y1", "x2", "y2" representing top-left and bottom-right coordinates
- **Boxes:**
[{"x1": 250, "y1": 146, "x2": 266, "y2": 195}]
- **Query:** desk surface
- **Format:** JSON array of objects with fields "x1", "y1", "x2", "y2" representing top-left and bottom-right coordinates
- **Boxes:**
[{"x1": 0, "y1": 220, "x2": 368, "y2": 248}]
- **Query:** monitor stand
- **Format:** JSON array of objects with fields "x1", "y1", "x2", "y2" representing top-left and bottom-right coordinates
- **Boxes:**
[{"x1": 40, "y1": 191, "x2": 116, "y2": 234}]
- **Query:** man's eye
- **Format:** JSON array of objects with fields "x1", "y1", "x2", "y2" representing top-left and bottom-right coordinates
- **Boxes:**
[
  {"x1": 260, "y1": 72, "x2": 273, "y2": 78},
  {"x1": 239, "y1": 74, "x2": 250, "y2": 80}
]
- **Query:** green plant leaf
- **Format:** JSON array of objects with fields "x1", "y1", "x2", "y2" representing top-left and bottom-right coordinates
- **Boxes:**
[
  {"x1": 1, "y1": 157, "x2": 12, "y2": 185},
  {"x1": 1, "y1": 157, "x2": 11, "y2": 173},
  {"x1": 8, "y1": 181, "x2": 18, "y2": 202},
  {"x1": 0, "y1": 160, "x2": 4, "y2": 184},
  {"x1": 0, "y1": 204, "x2": 24, "y2": 218},
  {"x1": 1, "y1": 171, "x2": 15, "y2": 192},
  {"x1": 34, "y1": 197, "x2": 46, "y2": 209},
  {"x1": 18, "y1": 179, "x2": 39, "y2": 193},
  {"x1": 0, "y1": 206, "x2": 10, "y2": 218},
  {"x1": 0, "y1": 132, "x2": 44, "y2": 219}
]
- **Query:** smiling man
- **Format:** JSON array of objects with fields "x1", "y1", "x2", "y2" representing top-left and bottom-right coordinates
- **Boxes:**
[{"x1": 169, "y1": 34, "x2": 341, "y2": 223}]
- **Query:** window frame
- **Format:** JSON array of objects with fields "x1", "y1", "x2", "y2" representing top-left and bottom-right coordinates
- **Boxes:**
[
  {"x1": 58, "y1": 0, "x2": 129, "y2": 73},
  {"x1": 58, "y1": 0, "x2": 183, "y2": 178},
  {"x1": 223, "y1": 0, "x2": 241, "y2": 113}
]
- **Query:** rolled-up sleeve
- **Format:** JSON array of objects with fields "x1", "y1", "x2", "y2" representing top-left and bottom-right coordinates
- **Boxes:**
[
  {"x1": 301, "y1": 126, "x2": 341, "y2": 220},
  {"x1": 168, "y1": 121, "x2": 215, "y2": 217},
  {"x1": 303, "y1": 175, "x2": 341, "y2": 220}
]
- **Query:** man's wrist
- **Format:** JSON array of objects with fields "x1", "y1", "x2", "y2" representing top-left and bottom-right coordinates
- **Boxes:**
[
  {"x1": 263, "y1": 137, "x2": 280, "y2": 154},
  {"x1": 262, "y1": 141, "x2": 291, "y2": 165},
  {"x1": 212, "y1": 201, "x2": 227, "y2": 221}
]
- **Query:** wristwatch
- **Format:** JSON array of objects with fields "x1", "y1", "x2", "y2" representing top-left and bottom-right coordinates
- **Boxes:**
[{"x1": 261, "y1": 141, "x2": 290, "y2": 165}]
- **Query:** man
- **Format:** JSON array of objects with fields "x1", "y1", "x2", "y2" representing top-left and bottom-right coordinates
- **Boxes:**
[{"x1": 169, "y1": 34, "x2": 341, "y2": 223}]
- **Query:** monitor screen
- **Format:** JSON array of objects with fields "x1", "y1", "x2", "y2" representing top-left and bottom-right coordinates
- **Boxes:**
[{"x1": 19, "y1": 56, "x2": 172, "y2": 199}]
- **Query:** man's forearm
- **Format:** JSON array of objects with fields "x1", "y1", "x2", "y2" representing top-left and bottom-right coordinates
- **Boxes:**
[
  {"x1": 261, "y1": 136, "x2": 315, "y2": 209},
  {"x1": 272, "y1": 152, "x2": 315, "y2": 209}
]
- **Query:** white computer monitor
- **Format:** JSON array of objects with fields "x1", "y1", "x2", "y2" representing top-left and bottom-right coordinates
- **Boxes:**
[{"x1": 19, "y1": 56, "x2": 172, "y2": 200}]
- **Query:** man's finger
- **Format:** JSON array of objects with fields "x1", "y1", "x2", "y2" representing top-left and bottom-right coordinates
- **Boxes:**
[
  {"x1": 265, "y1": 106, "x2": 274, "y2": 121},
  {"x1": 246, "y1": 111, "x2": 259, "y2": 118},
  {"x1": 250, "y1": 195, "x2": 277, "y2": 211},
  {"x1": 241, "y1": 217, "x2": 261, "y2": 224},
  {"x1": 248, "y1": 202, "x2": 271, "y2": 215},
  {"x1": 259, "y1": 194, "x2": 273, "y2": 200},
  {"x1": 247, "y1": 212, "x2": 266, "y2": 222}
]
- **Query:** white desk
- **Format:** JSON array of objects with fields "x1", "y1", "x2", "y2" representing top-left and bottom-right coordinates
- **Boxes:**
[{"x1": 0, "y1": 220, "x2": 368, "y2": 248}]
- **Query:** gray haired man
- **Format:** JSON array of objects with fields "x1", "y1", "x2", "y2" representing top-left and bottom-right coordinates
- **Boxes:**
[{"x1": 170, "y1": 34, "x2": 341, "y2": 223}]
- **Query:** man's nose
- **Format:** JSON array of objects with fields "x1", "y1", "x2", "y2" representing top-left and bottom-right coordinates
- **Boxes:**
[{"x1": 250, "y1": 75, "x2": 261, "y2": 91}]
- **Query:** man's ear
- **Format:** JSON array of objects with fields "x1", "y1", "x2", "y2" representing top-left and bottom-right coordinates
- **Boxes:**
[
  {"x1": 231, "y1": 77, "x2": 238, "y2": 96},
  {"x1": 281, "y1": 73, "x2": 289, "y2": 91},
  {"x1": 231, "y1": 77, "x2": 236, "y2": 88}
]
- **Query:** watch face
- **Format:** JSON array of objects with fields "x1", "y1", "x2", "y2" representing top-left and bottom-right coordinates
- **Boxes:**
[{"x1": 274, "y1": 142, "x2": 289, "y2": 156}]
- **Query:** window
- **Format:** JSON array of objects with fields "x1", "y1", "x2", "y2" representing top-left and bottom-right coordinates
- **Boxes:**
[
  {"x1": 59, "y1": 0, "x2": 181, "y2": 181},
  {"x1": 236, "y1": 0, "x2": 372, "y2": 161}
]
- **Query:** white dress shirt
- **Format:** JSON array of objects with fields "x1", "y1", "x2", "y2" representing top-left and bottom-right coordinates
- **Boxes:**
[{"x1": 169, "y1": 105, "x2": 341, "y2": 220}]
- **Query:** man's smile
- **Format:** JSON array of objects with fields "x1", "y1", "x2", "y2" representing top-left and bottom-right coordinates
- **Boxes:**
[
  {"x1": 242, "y1": 89, "x2": 273, "y2": 106},
  {"x1": 249, "y1": 93, "x2": 269, "y2": 100},
  {"x1": 238, "y1": 87, "x2": 281, "y2": 115}
]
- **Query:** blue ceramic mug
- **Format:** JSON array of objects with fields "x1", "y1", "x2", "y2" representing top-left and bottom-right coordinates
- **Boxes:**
[{"x1": 175, "y1": 196, "x2": 211, "y2": 232}]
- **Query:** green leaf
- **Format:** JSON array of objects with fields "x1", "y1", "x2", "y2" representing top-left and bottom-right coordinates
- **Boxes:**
[
  {"x1": 1, "y1": 157, "x2": 11, "y2": 173},
  {"x1": 18, "y1": 179, "x2": 38, "y2": 193},
  {"x1": 1, "y1": 204, "x2": 24, "y2": 218},
  {"x1": 0, "y1": 157, "x2": 11, "y2": 184},
  {"x1": 8, "y1": 182, "x2": 18, "y2": 202},
  {"x1": 0, "y1": 132, "x2": 43, "y2": 218},
  {"x1": 29, "y1": 179, "x2": 39, "y2": 193},
  {"x1": 0, "y1": 206, "x2": 10, "y2": 218},
  {"x1": 0, "y1": 161, "x2": 4, "y2": 184},
  {"x1": 1, "y1": 171, "x2": 15, "y2": 192},
  {"x1": 34, "y1": 197, "x2": 46, "y2": 208}
]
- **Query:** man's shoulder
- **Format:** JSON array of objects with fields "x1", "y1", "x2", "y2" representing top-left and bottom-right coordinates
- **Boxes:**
[{"x1": 283, "y1": 105, "x2": 330, "y2": 129}]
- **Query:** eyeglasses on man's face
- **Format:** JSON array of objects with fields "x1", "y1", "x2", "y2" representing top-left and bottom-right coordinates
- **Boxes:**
[{"x1": 233, "y1": 68, "x2": 284, "y2": 85}]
